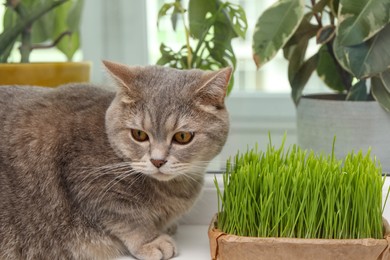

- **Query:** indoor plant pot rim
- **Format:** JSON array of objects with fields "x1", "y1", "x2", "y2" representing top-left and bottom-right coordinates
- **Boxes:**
[
  {"x1": 300, "y1": 93, "x2": 375, "y2": 102},
  {"x1": 0, "y1": 61, "x2": 91, "y2": 87}
]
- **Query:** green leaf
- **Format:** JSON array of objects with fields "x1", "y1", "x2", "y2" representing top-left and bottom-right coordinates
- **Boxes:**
[
  {"x1": 157, "y1": 2, "x2": 182, "y2": 30},
  {"x1": 252, "y1": 0, "x2": 305, "y2": 68},
  {"x1": 283, "y1": 13, "x2": 318, "y2": 48},
  {"x1": 190, "y1": 1, "x2": 244, "y2": 72},
  {"x1": 31, "y1": 12, "x2": 54, "y2": 43},
  {"x1": 223, "y1": 3, "x2": 247, "y2": 39},
  {"x1": 316, "y1": 25, "x2": 335, "y2": 44},
  {"x1": 334, "y1": 23, "x2": 390, "y2": 79},
  {"x1": 3, "y1": 7, "x2": 18, "y2": 32},
  {"x1": 157, "y1": 44, "x2": 190, "y2": 69},
  {"x1": 170, "y1": 1, "x2": 183, "y2": 31},
  {"x1": 157, "y1": 43, "x2": 177, "y2": 66},
  {"x1": 226, "y1": 74, "x2": 234, "y2": 95},
  {"x1": 337, "y1": 0, "x2": 390, "y2": 46},
  {"x1": 189, "y1": 0, "x2": 217, "y2": 39},
  {"x1": 0, "y1": 0, "x2": 68, "y2": 62},
  {"x1": 290, "y1": 54, "x2": 319, "y2": 105},
  {"x1": 207, "y1": 9, "x2": 237, "y2": 67},
  {"x1": 371, "y1": 76, "x2": 390, "y2": 112},
  {"x1": 285, "y1": 35, "x2": 309, "y2": 84},
  {"x1": 316, "y1": 45, "x2": 348, "y2": 92},
  {"x1": 157, "y1": 3, "x2": 174, "y2": 24},
  {"x1": 329, "y1": 0, "x2": 339, "y2": 16},
  {"x1": 0, "y1": 37, "x2": 16, "y2": 63},
  {"x1": 67, "y1": 0, "x2": 84, "y2": 33},
  {"x1": 346, "y1": 80, "x2": 368, "y2": 101},
  {"x1": 380, "y1": 69, "x2": 390, "y2": 93},
  {"x1": 53, "y1": 0, "x2": 81, "y2": 60},
  {"x1": 30, "y1": 0, "x2": 65, "y2": 44},
  {"x1": 57, "y1": 33, "x2": 80, "y2": 61},
  {"x1": 312, "y1": 0, "x2": 328, "y2": 13}
]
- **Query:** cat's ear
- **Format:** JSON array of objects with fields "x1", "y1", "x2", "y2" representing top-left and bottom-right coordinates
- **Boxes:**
[
  {"x1": 102, "y1": 60, "x2": 140, "y2": 103},
  {"x1": 195, "y1": 67, "x2": 232, "y2": 109}
]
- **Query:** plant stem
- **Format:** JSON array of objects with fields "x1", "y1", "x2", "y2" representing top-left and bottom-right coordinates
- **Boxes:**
[
  {"x1": 309, "y1": 0, "x2": 352, "y2": 92},
  {"x1": 20, "y1": 26, "x2": 32, "y2": 63},
  {"x1": 31, "y1": 31, "x2": 72, "y2": 50},
  {"x1": 310, "y1": 0, "x2": 322, "y2": 27},
  {"x1": 192, "y1": 3, "x2": 225, "y2": 68},
  {"x1": 8, "y1": 0, "x2": 31, "y2": 62},
  {"x1": 178, "y1": 3, "x2": 192, "y2": 68}
]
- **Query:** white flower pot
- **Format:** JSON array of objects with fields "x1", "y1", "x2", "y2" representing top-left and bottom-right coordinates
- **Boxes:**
[{"x1": 297, "y1": 94, "x2": 390, "y2": 173}]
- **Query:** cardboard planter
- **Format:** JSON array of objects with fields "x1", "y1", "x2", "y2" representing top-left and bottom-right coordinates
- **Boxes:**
[{"x1": 209, "y1": 214, "x2": 390, "y2": 260}]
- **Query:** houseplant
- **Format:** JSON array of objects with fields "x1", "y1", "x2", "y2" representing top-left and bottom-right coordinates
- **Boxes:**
[
  {"x1": 210, "y1": 137, "x2": 390, "y2": 259},
  {"x1": 156, "y1": 0, "x2": 247, "y2": 94},
  {"x1": 251, "y1": 0, "x2": 390, "y2": 172},
  {"x1": 0, "y1": 0, "x2": 89, "y2": 87}
]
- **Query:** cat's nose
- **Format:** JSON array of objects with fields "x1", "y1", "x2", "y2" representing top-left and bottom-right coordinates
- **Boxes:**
[{"x1": 150, "y1": 159, "x2": 167, "y2": 168}]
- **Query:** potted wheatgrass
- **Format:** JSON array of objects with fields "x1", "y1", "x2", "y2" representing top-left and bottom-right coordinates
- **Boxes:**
[{"x1": 210, "y1": 137, "x2": 390, "y2": 260}]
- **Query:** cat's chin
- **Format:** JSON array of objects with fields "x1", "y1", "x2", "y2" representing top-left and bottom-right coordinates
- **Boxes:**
[{"x1": 149, "y1": 172, "x2": 177, "y2": 182}]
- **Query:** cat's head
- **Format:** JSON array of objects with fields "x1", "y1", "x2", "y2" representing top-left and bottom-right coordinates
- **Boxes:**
[{"x1": 103, "y1": 61, "x2": 231, "y2": 181}]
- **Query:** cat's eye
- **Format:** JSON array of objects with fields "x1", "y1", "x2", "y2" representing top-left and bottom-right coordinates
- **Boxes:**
[
  {"x1": 173, "y1": 131, "x2": 194, "y2": 145},
  {"x1": 131, "y1": 129, "x2": 149, "y2": 142}
]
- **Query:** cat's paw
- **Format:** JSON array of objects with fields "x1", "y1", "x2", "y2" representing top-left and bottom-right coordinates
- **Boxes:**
[{"x1": 133, "y1": 234, "x2": 177, "y2": 260}]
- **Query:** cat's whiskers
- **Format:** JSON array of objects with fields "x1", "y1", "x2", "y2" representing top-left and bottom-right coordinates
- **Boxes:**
[
  {"x1": 167, "y1": 162, "x2": 207, "y2": 186},
  {"x1": 76, "y1": 162, "x2": 134, "y2": 200},
  {"x1": 90, "y1": 171, "x2": 138, "y2": 222},
  {"x1": 130, "y1": 161, "x2": 148, "y2": 166},
  {"x1": 93, "y1": 169, "x2": 146, "y2": 211},
  {"x1": 128, "y1": 161, "x2": 148, "y2": 173},
  {"x1": 180, "y1": 173, "x2": 201, "y2": 186},
  {"x1": 79, "y1": 162, "x2": 132, "y2": 183}
]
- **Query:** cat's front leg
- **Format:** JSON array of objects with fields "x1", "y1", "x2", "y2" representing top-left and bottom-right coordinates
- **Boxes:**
[
  {"x1": 114, "y1": 227, "x2": 177, "y2": 260},
  {"x1": 164, "y1": 221, "x2": 178, "y2": 236}
]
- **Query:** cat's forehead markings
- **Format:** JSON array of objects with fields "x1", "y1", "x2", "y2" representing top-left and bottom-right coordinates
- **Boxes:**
[
  {"x1": 124, "y1": 112, "x2": 148, "y2": 130},
  {"x1": 164, "y1": 114, "x2": 178, "y2": 132},
  {"x1": 142, "y1": 109, "x2": 153, "y2": 131},
  {"x1": 198, "y1": 103, "x2": 219, "y2": 114}
]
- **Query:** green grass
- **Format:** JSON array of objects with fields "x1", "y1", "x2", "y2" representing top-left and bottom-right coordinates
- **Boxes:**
[{"x1": 215, "y1": 136, "x2": 389, "y2": 239}]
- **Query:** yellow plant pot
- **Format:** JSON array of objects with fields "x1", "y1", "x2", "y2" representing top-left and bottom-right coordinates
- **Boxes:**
[{"x1": 0, "y1": 62, "x2": 91, "y2": 87}]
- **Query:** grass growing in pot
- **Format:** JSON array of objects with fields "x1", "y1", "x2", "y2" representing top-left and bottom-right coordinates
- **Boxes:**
[{"x1": 215, "y1": 137, "x2": 390, "y2": 239}]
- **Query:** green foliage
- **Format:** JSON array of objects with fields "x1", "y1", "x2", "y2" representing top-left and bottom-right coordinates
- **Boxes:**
[
  {"x1": 216, "y1": 136, "x2": 389, "y2": 239},
  {"x1": 252, "y1": 0, "x2": 390, "y2": 111},
  {"x1": 156, "y1": 0, "x2": 248, "y2": 94},
  {"x1": 0, "y1": 0, "x2": 84, "y2": 63}
]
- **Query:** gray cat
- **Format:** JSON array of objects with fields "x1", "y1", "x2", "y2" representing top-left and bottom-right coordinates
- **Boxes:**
[{"x1": 0, "y1": 61, "x2": 231, "y2": 260}]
